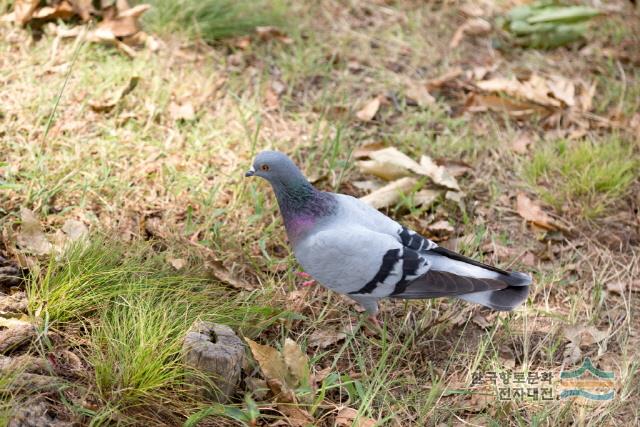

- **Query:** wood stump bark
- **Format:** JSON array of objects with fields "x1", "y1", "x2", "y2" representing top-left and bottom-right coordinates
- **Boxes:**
[{"x1": 182, "y1": 321, "x2": 244, "y2": 402}]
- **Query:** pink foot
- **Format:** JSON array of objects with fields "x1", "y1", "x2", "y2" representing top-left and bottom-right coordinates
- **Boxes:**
[
  {"x1": 368, "y1": 314, "x2": 383, "y2": 328},
  {"x1": 296, "y1": 271, "x2": 316, "y2": 287}
]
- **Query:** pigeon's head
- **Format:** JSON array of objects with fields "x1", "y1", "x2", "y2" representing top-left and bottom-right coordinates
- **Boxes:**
[{"x1": 245, "y1": 151, "x2": 307, "y2": 188}]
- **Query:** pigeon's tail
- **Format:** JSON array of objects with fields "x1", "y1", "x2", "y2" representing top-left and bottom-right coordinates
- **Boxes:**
[
  {"x1": 389, "y1": 247, "x2": 532, "y2": 311},
  {"x1": 457, "y1": 272, "x2": 531, "y2": 311}
]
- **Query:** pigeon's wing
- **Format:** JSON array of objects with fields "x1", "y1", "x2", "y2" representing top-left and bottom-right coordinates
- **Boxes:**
[
  {"x1": 294, "y1": 226, "x2": 431, "y2": 298},
  {"x1": 389, "y1": 225, "x2": 531, "y2": 310}
]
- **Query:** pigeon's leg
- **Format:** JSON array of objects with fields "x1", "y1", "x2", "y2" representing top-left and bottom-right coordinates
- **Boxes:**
[
  {"x1": 349, "y1": 295, "x2": 381, "y2": 326},
  {"x1": 295, "y1": 271, "x2": 316, "y2": 287}
]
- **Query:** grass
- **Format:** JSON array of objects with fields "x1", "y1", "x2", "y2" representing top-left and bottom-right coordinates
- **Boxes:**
[
  {"x1": 1, "y1": 0, "x2": 639, "y2": 425},
  {"x1": 23, "y1": 239, "x2": 279, "y2": 424},
  {"x1": 140, "y1": 0, "x2": 286, "y2": 42},
  {"x1": 525, "y1": 136, "x2": 638, "y2": 218}
]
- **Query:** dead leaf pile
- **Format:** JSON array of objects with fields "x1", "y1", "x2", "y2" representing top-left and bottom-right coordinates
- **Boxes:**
[
  {"x1": 4, "y1": 1, "x2": 158, "y2": 57},
  {"x1": 355, "y1": 146, "x2": 463, "y2": 210}
]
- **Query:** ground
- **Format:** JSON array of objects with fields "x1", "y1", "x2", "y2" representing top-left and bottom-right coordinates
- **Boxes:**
[{"x1": 0, "y1": 0, "x2": 639, "y2": 426}]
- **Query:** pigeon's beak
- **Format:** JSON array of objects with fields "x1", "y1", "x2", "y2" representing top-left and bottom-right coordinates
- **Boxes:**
[{"x1": 245, "y1": 166, "x2": 255, "y2": 177}]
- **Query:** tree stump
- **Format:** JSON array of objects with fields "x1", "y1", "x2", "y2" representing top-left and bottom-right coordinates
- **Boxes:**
[{"x1": 182, "y1": 321, "x2": 244, "y2": 402}]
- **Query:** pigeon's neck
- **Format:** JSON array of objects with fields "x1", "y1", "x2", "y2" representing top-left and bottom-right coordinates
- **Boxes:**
[{"x1": 273, "y1": 181, "x2": 336, "y2": 242}]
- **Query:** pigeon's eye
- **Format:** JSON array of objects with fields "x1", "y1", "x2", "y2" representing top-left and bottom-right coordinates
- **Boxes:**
[{"x1": 261, "y1": 164, "x2": 270, "y2": 172}]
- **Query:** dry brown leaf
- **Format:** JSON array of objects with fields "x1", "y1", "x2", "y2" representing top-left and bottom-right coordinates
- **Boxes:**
[
  {"x1": 245, "y1": 338, "x2": 310, "y2": 405},
  {"x1": 605, "y1": 281, "x2": 626, "y2": 295},
  {"x1": 579, "y1": 81, "x2": 596, "y2": 112},
  {"x1": 69, "y1": 0, "x2": 93, "y2": 21},
  {"x1": 352, "y1": 141, "x2": 387, "y2": 159},
  {"x1": 61, "y1": 219, "x2": 88, "y2": 241},
  {"x1": 32, "y1": 2, "x2": 75, "y2": 21},
  {"x1": 356, "y1": 97, "x2": 381, "y2": 122},
  {"x1": 167, "y1": 257, "x2": 186, "y2": 270},
  {"x1": 205, "y1": 259, "x2": 255, "y2": 291},
  {"x1": 97, "y1": 4, "x2": 150, "y2": 38},
  {"x1": 413, "y1": 189, "x2": 440, "y2": 208},
  {"x1": 264, "y1": 86, "x2": 280, "y2": 110},
  {"x1": 428, "y1": 220, "x2": 454, "y2": 234},
  {"x1": 255, "y1": 26, "x2": 293, "y2": 44},
  {"x1": 245, "y1": 338, "x2": 293, "y2": 391},
  {"x1": 472, "y1": 313, "x2": 491, "y2": 329},
  {"x1": 516, "y1": 192, "x2": 558, "y2": 231},
  {"x1": 547, "y1": 75, "x2": 575, "y2": 108},
  {"x1": 283, "y1": 338, "x2": 310, "y2": 389},
  {"x1": 168, "y1": 101, "x2": 196, "y2": 121},
  {"x1": 360, "y1": 177, "x2": 417, "y2": 209},
  {"x1": 14, "y1": 0, "x2": 39, "y2": 25},
  {"x1": 511, "y1": 133, "x2": 533, "y2": 154},
  {"x1": 405, "y1": 83, "x2": 435, "y2": 107},
  {"x1": 465, "y1": 93, "x2": 547, "y2": 117},
  {"x1": 335, "y1": 407, "x2": 376, "y2": 427},
  {"x1": 17, "y1": 208, "x2": 52, "y2": 256},
  {"x1": 278, "y1": 405, "x2": 314, "y2": 427},
  {"x1": 565, "y1": 325, "x2": 608, "y2": 347},
  {"x1": 420, "y1": 155, "x2": 460, "y2": 191},
  {"x1": 357, "y1": 147, "x2": 423, "y2": 181},
  {"x1": 307, "y1": 329, "x2": 346, "y2": 349},
  {"x1": 450, "y1": 18, "x2": 491, "y2": 48},
  {"x1": 426, "y1": 67, "x2": 463, "y2": 90}
]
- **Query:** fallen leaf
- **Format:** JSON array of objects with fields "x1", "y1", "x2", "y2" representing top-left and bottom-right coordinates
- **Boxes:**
[
  {"x1": 357, "y1": 147, "x2": 423, "y2": 180},
  {"x1": 427, "y1": 220, "x2": 454, "y2": 234},
  {"x1": 335, "y1": 407, "x2": 376, "y2": 427},
  {"x1": 32, "y1": 2, "x2": 75, "y2": 21},
  {"x1": 97, "y1": 3, "x2": 150, "y2": 38},
  {"x1": 245, "y1": 338, "x2": 293, "y2": 391},
  {"x1": 450, "y1": 17, "x2": 491, "y2": 48},
  {"x1": 405, "y1": 83, "x2": 435, "y2": 107},
  {"x1": 352, "y1": 141, "x2": 387, "y2": 159},
  {"x1": 278, "y1": 405, "x2": 314, "y2": 427},
  {"x1": 511, "y1": 133, "x2": 533, "y2": 154},
  {"x1": 472, "y1": 313, "x2": 491, "y2": 329},
  {"x1": 168, "y1": 101, "x2": 196, "y2": 121},
  {"x1": 69, "y1": 0, "x2": 93, "y2": 21},
  {"x1": 547, "y1": 75, "x2": 575, "y2": 107},
  {"x1": 61, "y1": 219, "x2": 88, "y2": 241},
  {"x1": 426, "y1": 67, "x2": 463, "y2": 91},
  {"x1": 17, "y1": 208, "x2": 52, "y2": 256},
  {"x1": 283, "y1": 338, "x2": 310, "y2": 389},
  {"x1": 13, "y1": 0, "x2": 39, "y2": 25},
  {"x1": 360, "y1": 177, "x2": 417, "y2": 209},
  {"x1": 516, "y1": 192, "x2": 559, "y2": 231},
  {"x1": 465, "y1": 93, "x2": 547, "y2": 117},
  {"x1": 356, "y1": 97, "x2": 381, "y2": 122},
  {"x1": 564, "y1": 324, "x2": 609, "y2": 347},
  {"x1": 420, "y1": 155, "x2": 460, "y2": 190},
  {"x1": 308, "y1": 329, "x2": 346, "y2": 349},
  {"x1": 245, "y1": 338, "x2": 310, "y2": 404},
  {"x1": 167, "y1": 257, "x2": 187, "y2": 270},
  {"x1": 413, "y1": 189, "x2": 440, "y2": 208},
  {"x1": 255, "y1": 26, "x2": 293, "y2": 44},
  {"x1": 264, "y1": 86, "x2": 280, "y2": 110}
]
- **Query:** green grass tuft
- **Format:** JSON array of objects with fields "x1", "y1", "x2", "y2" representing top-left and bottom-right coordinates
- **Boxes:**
[
  {"x1": 140, "y1": 0, "x2": 286, "y2": 42},
  {"x1": 525, "y1": 136, "x2": 638, "y2": 218},
  {"x1": 24, "y1": 237, "x2": 279, "y2": 424}
]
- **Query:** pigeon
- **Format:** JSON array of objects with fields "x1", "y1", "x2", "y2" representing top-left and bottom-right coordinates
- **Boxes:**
[{"x1": 246, "y1": 150, "x2": 531, "y2": 324}]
